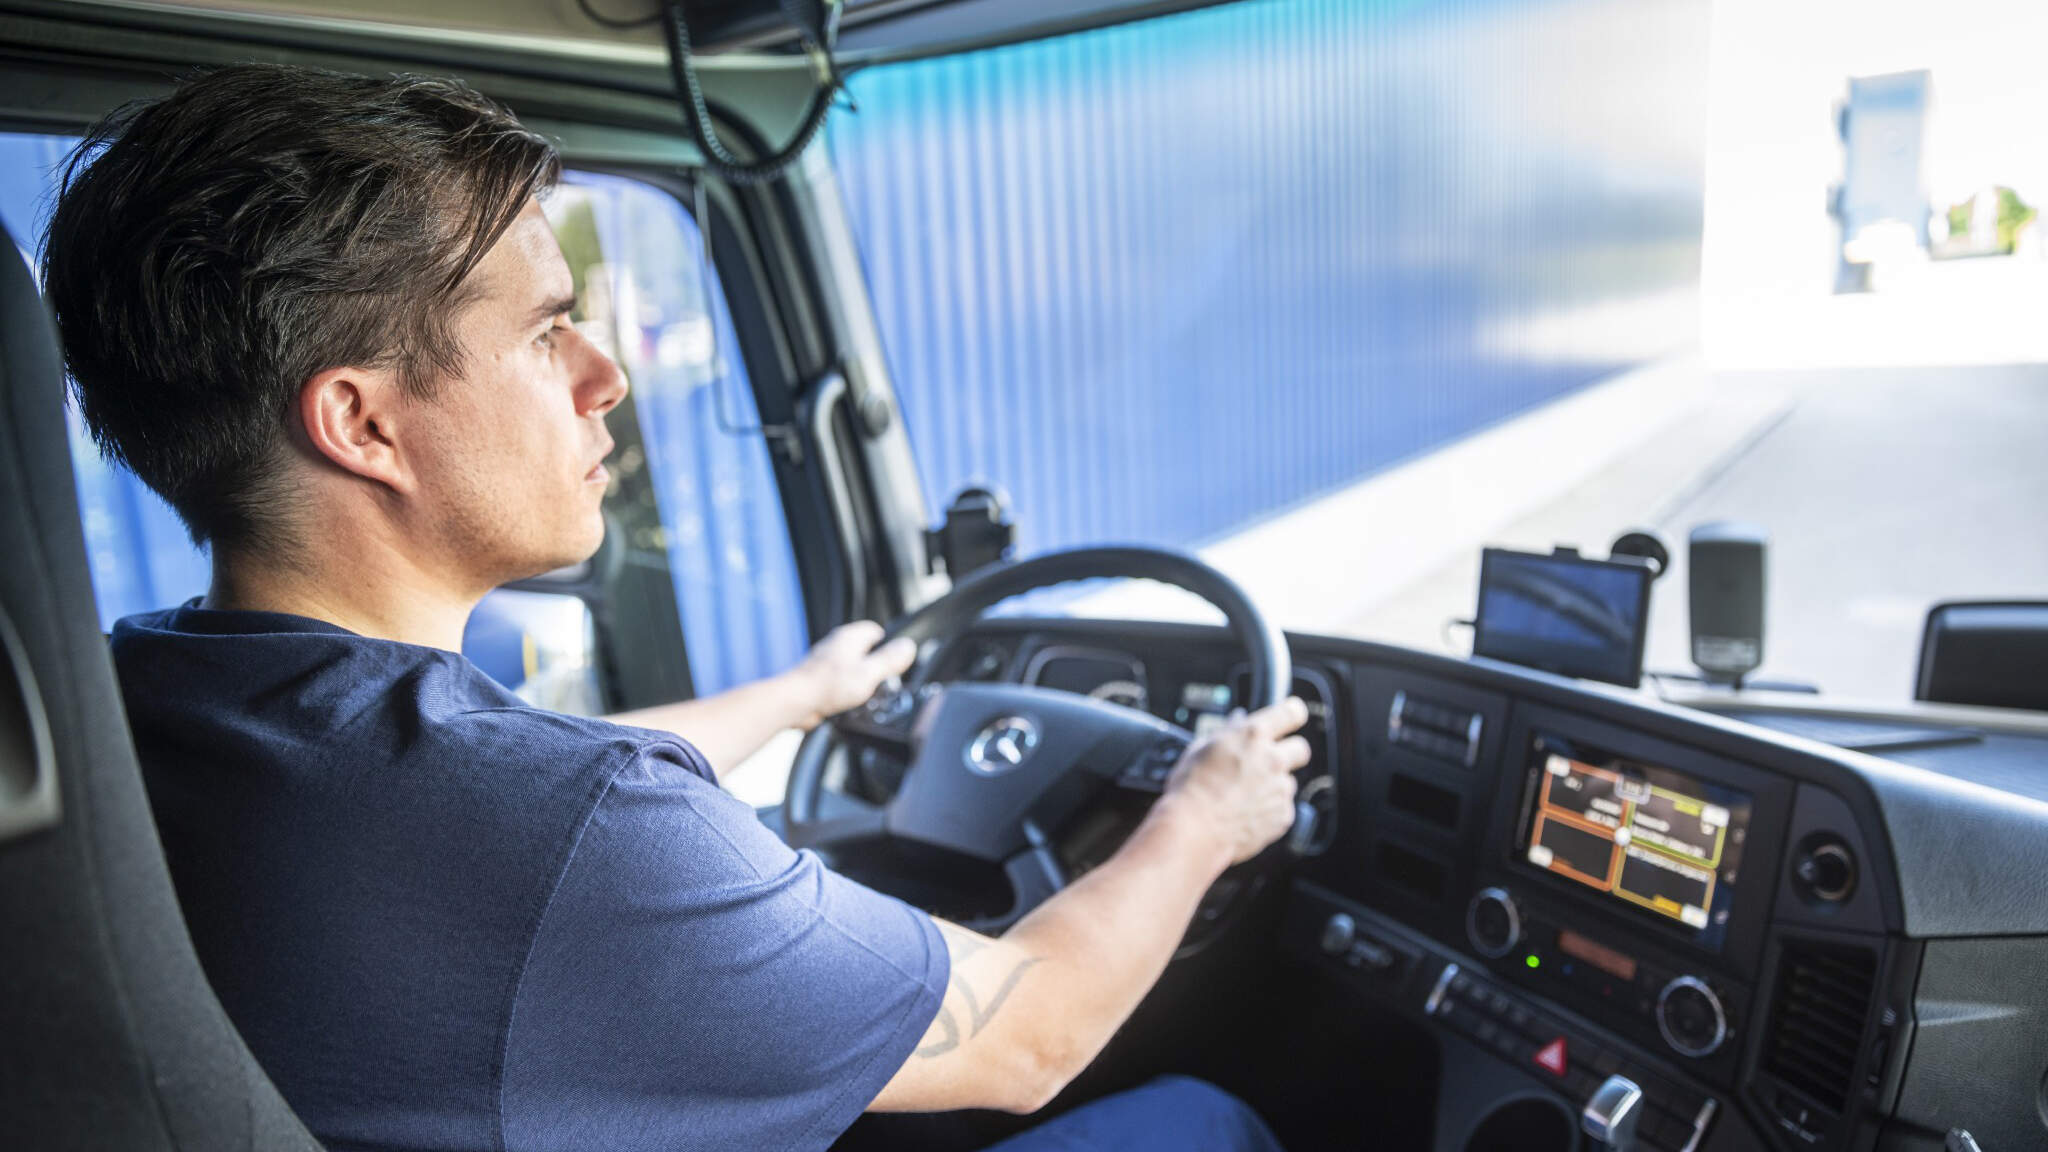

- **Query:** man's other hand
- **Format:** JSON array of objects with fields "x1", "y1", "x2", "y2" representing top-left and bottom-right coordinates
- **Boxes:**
[
  {"x1": 1161, "y1": 697, "x2": 1312, "y2": 865},
  {"x1": 793, "y1": 621, "x2": 918, "y2": 728}
]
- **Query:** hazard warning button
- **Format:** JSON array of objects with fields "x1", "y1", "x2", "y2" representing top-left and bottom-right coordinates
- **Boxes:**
[{"x1": 1533, "y1": 1036, "x2": 1568, "y2": 1077}]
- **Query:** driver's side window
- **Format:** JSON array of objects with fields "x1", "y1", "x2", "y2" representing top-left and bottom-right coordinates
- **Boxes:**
[{"x1": 507, "y1": 173, "x2": 811, "y2": 717}]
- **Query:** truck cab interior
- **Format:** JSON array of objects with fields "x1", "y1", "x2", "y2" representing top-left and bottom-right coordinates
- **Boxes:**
[{"x1": 4, "y1": 1, "x2": 2048, "y2": 1151}]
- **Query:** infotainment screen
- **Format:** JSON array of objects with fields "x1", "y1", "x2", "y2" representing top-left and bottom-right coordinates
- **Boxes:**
[{"x1": 1516, "y1": 732, "x2": 1751, "y2": 949}]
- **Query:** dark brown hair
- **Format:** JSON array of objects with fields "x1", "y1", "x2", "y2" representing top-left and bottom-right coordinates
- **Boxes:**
[{"x1": 42, "y1": 64, "x2": 561, "y2": 553}]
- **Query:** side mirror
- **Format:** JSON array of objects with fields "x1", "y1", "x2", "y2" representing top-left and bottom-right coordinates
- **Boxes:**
[{"x1": 1917, "y1": 601, "x2": 2048, "y2": 712}]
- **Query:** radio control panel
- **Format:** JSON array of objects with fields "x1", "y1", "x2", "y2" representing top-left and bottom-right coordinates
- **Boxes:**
[
  {"x1": 1286, "y1": 882, "x2": 1723, "y2": 1152},
  {"x1": 1460, "y1": 886, "x2": 1749, "y2": 1081}
]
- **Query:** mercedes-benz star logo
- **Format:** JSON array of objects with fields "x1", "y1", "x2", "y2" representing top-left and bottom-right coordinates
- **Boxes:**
[{"x1": 966, "y1": 715, "x2": 1041, "y2": 777}]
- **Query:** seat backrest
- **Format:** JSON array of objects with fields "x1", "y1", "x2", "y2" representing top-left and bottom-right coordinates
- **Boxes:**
[
  {"x1": 0, "y1": 227, "x2": 321, "y2": 1149},
  {"x1": 1916, "y1": 600, "x2": 2048, "y2": 713}
]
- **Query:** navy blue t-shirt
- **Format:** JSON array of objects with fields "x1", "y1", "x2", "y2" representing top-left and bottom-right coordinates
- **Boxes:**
[{"x1": 111, "y1": 605, "x2": 947, "y2": 1152}]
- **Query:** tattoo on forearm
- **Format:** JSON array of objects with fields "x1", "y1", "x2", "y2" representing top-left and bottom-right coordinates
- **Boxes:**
[{"x1": 917, "y1": 934, "x2": 1041, "y2": 1059}]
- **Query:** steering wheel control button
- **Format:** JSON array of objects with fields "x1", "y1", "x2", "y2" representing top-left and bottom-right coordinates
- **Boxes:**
[
  {"x1": 865, "y1": 685, "x2": 915, "y2": 726},
  {"x1": 1119, "y1": 737, "x2": 1184, "y2": 791},
  {"x1": 1534, "y1": 1036, "x2": 1569, "y2": 1077},
  {"x1": 1656, "y1": 976, "x2": 1728, "y2": 1058},
  {"x1": 1466, "y1": 887, "x2": 1522, "y2": 958}
]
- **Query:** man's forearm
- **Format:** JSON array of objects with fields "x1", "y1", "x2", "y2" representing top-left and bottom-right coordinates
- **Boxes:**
[
  {"x1": 871, "y1": 794, "x2": 1231, "y2": 1113},
  {"x1": 605, "y1": 670, "x2": 819, "y2": 778},
  {"x1": 873, "y1": 700, "x2": 1305, "y2": 1115},
  {"x1": 999, "y1": 794, "x2": 1232, "y2": 1089}
]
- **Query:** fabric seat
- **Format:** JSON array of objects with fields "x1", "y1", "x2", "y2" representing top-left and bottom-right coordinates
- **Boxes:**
[{"x1": 0, "y1": 225, "x2": 323, "y2": 1150}]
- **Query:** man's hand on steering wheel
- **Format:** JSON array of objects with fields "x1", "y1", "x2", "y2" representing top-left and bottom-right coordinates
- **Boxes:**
[
  {"x1": 1162, "y1": 697, "x2": 1313, "y2": 866},
  {"x1": 792, "y1": 621, "x2": 919, "y2": 729},
  {"x1": 784, "y1": 545, "x2": 1302, "y2": 936}
]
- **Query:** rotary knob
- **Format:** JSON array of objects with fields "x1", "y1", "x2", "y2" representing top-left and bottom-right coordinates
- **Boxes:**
[
  {"x1": 1657, "y1": 976, "x2": 1729, "y2": 1058},
  {"x1": 1465, "y1": 887, "x2": 1522, "y2": 959},
  {"x1": 1793, "y1": 838, "x2": 1858, "y2": 904}
]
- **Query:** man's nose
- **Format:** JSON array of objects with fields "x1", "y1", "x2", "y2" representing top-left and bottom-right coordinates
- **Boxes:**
[{"x1": 575, "y1": 329, "x2": 630, "y2": 417}]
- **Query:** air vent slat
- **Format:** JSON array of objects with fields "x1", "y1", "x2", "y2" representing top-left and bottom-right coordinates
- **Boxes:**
[
  {"x1": 1771, "y1": 1032, "x2": 1856, "y2": 1075},
  {"x1": 1777, "y1": 967, "x2": 1875, "y2": 1004},
  {"x1": 1799, "y1": 957, "x2": 1874, "y2": 985},
  {"x1": 1764, "y1": 942, "x2": 1877, "y2": 1114},
  {"x1": 1778, "y1": 1008, "x2": 1862, "y2": 1049},
  {"x1": 1783, "y1": 997, "x2": 1866, "y2": 1030},
  {"x1": 1388, "y1": 689, "x2": 1482, "y2": 768}
]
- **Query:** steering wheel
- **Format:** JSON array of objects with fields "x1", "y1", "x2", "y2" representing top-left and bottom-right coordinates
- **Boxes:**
[{"x1": 783, "y1": 545, "x2": 1292, "y2": 933}]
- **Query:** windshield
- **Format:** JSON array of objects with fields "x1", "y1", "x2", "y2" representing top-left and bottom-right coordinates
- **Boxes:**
[{"x1": 830, "y1": 0, "x2": 2048, "y2": 701}]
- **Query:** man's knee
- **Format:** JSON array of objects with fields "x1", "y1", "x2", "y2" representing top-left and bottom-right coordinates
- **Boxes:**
[
  {"x1": 1116, "y1": 1076, "x2": 1282, "y2": 1150},
  {"x1": 975, "y1": 1074, "x2": 1282, "y2": 1152},
  {"x1": 1139, "y1": 1075, "x2": 1256, "y2": 1116}
]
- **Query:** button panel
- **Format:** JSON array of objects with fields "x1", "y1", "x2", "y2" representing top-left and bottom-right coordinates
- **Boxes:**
[
  {"x1": 1117, "y1": 737, "x2": 1185, "y2": 791},
  {"x1": 1427, "y1": 963, "x2": 1717, "y2": 1152},
  {"x1": 1288, "y1": 884, "x2": 1729, "y2": 1152},
  {"x1": 1484, "y1": 899, "x2": 1747, "y2": 1075}
]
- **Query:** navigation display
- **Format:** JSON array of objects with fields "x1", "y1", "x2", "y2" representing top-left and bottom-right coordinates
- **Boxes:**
[
  {"x1": 1473, "y1": 548, "x2": 1653, "y2": 688},
  {"x1": 1517, "y1": 733, "x2": 1751, "y2": 947}
]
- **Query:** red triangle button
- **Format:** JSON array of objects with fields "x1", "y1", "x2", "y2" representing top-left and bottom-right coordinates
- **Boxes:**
[{"x1": 1533, "y1": 1036, "x2": 1568, "y2": 1077}]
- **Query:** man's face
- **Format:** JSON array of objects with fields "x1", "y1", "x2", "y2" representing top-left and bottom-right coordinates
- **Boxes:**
[{"x1": 403, "y1": 199, "x2": 626, "y2": 589}]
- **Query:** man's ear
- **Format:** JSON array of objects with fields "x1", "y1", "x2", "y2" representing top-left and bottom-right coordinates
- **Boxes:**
[{"x1": 298, "y1": 366, "x2": 410, "y2": 492}]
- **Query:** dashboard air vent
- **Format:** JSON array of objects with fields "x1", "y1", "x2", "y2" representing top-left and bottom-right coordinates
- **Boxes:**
[
  {"x1": 1387, "y1": 772, "x2": 1461, "y2": 830},
  {"x1": 1764, "y1": 941, "x2": 1877, "y2": 1112},
  {"x1": 1374, "y1": 841, "x2": 1448, "y2": 901},
  {"x1": 1388, "y1": 690, "x2": 1482, "y2": 768}
]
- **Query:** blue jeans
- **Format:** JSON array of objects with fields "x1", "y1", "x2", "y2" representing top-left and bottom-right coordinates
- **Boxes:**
[{"x1": 978, "y1": 1076, "x2": 1284, "y2": 1152}]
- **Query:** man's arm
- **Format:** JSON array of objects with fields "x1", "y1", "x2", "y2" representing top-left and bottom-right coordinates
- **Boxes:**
[
  {"x1": 606, "y1": 621, "x2": 913, "y2": 777},
  {"x1": 868, "y1": 699, "x2": 1311, "y2": 1115}
]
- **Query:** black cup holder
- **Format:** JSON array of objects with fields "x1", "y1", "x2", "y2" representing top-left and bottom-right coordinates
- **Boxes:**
[{"x1": 1463, "y1": 1094, "x2": 1577, "y2": 1152}]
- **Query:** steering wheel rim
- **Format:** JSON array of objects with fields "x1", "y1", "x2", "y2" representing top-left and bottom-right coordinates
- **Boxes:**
[
  {"x1": 779, "y1": 546, "x2": 1291, "y2": 932},
  {"x1": 786, "y1": 545, "x2": 1289, "y2": 824}
]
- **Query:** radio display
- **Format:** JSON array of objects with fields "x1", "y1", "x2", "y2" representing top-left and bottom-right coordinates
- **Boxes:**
[{"x1": 1517, "y1": 733, "x2": 1751, "y2": 948}]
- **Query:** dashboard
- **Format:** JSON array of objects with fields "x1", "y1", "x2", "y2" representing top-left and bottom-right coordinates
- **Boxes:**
[{"x1": 911, "y1": 617, "x2": 2048, "y2": 1152}]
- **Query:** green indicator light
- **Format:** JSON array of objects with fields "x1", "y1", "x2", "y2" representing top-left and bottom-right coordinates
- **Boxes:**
[{"x1": 1525, "y1": 954, "x2": 1541, "y2": 970}]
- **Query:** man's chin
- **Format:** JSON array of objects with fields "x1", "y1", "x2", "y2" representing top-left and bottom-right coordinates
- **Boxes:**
[{"x1": 511, "y1": 527, "x2": 608, "y2": 585}]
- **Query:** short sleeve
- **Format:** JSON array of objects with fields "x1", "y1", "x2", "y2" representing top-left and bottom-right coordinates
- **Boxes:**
[{"x1": 500, "y1": 743, "x2": 948, "y2": 1152}]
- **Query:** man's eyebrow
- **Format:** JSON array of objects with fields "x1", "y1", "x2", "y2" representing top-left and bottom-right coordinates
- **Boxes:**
[{"x1": 526, "y1": 292, "x2": 579, "y2": 325}]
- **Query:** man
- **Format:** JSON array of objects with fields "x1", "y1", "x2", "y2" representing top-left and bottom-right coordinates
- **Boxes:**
[{"x1": 43, "y1": 64, "x2": 1309, "y2": 1151}]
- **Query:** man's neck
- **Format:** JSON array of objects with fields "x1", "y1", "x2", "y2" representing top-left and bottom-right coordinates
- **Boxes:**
[{"x1": 205, "y1": 546, "x2": 479, "y2": 653}]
